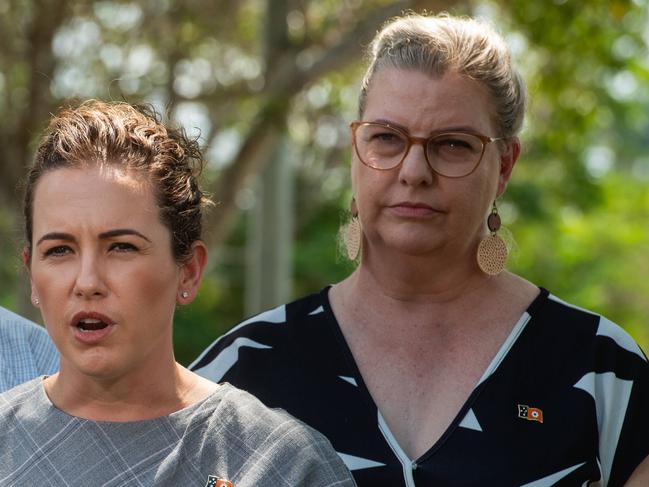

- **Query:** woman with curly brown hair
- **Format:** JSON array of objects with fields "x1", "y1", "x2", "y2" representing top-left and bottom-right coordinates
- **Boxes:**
[{"x1": 0, "y1": 100, "x2": 355, "y2": 487}]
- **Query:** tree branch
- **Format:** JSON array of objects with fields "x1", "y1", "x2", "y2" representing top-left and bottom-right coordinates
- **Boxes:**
[
  {"x1": 203, "y1": 0, "x2": 416, "y2": 249},
  {"x1": 0, "y1": 0, "x2": 69, "y2": 209}
]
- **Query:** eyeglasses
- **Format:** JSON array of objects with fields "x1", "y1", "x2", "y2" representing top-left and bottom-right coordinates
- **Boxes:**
[{"x1": 350, "y1": 121, "x2": 506, "y2": 178}]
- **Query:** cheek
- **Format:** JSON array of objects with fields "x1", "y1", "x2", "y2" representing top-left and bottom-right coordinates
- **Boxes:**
[
  {"x1": 479, "y1": 153, "x2": 503, "y2": 189},
  {"x1": 115, "y1": 264, "x2": 180, "y2": 330},
  {"x1": 352, "y1": 161, "x2": 385, "y2": 202},
  {"x1": 350, "y1": 157, "x2": 360, "y2": 195},
  {"x1": 122, "y1": 263, "x2": 179, "y2": 301},
  {"x1": 30, "y1": 262, "x2": 71, "y2": 299}
]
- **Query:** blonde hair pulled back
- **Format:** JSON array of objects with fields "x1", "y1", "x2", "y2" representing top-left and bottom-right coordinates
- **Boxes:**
[{"x1": 359, "y1": 13, "x2": 526, "y2": 138}]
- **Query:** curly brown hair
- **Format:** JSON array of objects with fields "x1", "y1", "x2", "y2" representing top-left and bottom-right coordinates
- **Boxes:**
[{"x1": 24, "y1": 99, "x2": 210, "y2": 263}]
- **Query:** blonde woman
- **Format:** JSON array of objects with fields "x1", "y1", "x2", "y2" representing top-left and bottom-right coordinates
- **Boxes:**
[{"x1": 193, "y1": 13, "x2": 649, "y2": 486}]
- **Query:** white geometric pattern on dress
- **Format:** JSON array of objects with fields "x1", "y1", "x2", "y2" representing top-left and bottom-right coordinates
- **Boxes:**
[
  {"x1": 519, "y1": 462, "x2": 586, "y2": 487},
  {"x1": 338, "y1": 376, "x2": 358, "y2": 387},
  {"x1": 548, "y1": 295, "x2": 645, "y2": 362},
  {"x1": 459, "y1": 408, "x2": 483, "y2": 432},
  {"x1": 377, "y1": 411, "x2": 416, "y2": 487},
  {"x1": 337, "y1": 452, "x2": 385, "y2": 471},
  {"x1": 574, "y1": 372, "x2": 633, "y2": 485},
  {"x1": 190, "y1": 305, "x2": 286, "y2": 370},
  {"x1": 596, "y1": 316, "x2": 646, "y2": 362},
  {"x1": 195, "y1": 337, "x2": 271, "y2": 382},
  {"x1": 309, "y1": 305, "x2": 324, "y2": 315},
  {"x1": 230, "y1": 304, "x2": 287, "y2": 332},
  {"x1": 476, "y1": 312, "x2": 532, "y2": 386}
]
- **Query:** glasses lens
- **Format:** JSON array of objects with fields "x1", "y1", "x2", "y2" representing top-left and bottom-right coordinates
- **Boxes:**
[
  {"x1": 426, "y1": 133, "x2": 484, "y2": 177},
  {"x1": 355, "y1": 124, "x2": 407, "y2": 169}
]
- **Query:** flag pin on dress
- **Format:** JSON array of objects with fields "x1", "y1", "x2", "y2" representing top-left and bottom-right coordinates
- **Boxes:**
[
  {"x1": 518, "y1": 404, "x2": 543, "y2": 423},
  {"x1": 205, "y1": 476, "x2": 233, "y2": 487}
]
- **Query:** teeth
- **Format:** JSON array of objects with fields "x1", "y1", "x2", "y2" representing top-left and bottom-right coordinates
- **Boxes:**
[{"x1": 76, "y1": 317, "x2": 108, "y2": 332}]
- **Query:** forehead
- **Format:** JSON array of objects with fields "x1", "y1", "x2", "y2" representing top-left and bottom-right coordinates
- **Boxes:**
[
  {"x1": 363, "y1": 67, "x2": 496, "y2": 134},
  {"x1": 31, "y1": 164, "x2": 160, "y2": 231},
  {"x1": 35, "y1": 163, "x2": 151, "y2": 197}
]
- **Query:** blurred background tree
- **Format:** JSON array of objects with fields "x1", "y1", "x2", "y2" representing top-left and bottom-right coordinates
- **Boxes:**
[{"x1": 1, "y1": 0, "x2": 647, "y2": 364}]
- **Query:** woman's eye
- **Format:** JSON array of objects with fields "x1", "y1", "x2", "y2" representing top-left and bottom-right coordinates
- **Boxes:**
[
  {"x1": 438, "y1": 138, "x2": 471, "y2": 150},
  {"x1": 43, "y1": 245, "x2": 72, "y2": 258},
  {"x1": 110, "y1": 242, "x2": 138, "y2": 252},
  {"x1": 373, "y1": 132, "x2": 400, "y2": 143},
  {"x1": 434, "y1": 135, "x2": 480, "y2": 153}
]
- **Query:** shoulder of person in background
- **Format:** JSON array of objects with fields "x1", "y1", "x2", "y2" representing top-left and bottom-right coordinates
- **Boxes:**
[{"x1": 0, "y1": 306, "x2": 59, "y2": 393}]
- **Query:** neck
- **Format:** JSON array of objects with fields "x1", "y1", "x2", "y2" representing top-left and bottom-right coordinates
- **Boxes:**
[
  {"x1": 45, "y1": 358, "x2": 202, "y2": 421},
  {"x1": 355, "y1": 243, "x2": 493, "y2": 304}
]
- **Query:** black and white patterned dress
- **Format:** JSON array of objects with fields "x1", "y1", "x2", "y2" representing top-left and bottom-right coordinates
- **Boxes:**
[{"x1": 191, "y1": 287, "x2": 649, "y2": 486}]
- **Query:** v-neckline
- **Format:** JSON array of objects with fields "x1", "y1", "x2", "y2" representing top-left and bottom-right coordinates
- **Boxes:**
[{"x1": 321, "y1": 285, "x2": 548, "y2": 464}]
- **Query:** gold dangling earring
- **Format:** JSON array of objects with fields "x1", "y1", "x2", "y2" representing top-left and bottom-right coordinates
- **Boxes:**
[
  {"x1": 477, "y1": 201, "x2": 508, "y2": 276},
  {"x1": 344, "y1": 198, "x2": 362, "y2": 262}
]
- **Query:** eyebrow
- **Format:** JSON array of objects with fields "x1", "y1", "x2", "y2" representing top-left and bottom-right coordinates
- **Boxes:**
[
  {"x1": 99, "y1": 229, "x2": 151, "y2": 242},
  {"x1": 36, "y1": 228, "x2": 151, "y2": 246},
  {"x1": 372, "y1": 118, "x2": 480, "y2": 135}
]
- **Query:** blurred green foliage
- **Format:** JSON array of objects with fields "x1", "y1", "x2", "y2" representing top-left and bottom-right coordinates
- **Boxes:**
[{"x1": 0, "y1": 0, "x2": 647, "y2": 365}]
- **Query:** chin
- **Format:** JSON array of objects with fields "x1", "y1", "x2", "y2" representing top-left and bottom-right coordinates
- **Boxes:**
[
  {"x1": 383, "y1": 237, "x2": 442, "y2": 257},
  {"x1": 63, "y1": 352, "x2": 121, "y2": 379},
  {"x1": 399, "y1": 246, "x2": 440, "y2": 258}
]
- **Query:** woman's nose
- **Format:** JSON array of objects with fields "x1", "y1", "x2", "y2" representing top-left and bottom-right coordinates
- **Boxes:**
[
  {"x1": 398, "y1": 143, "x2": 435, "y2": 187},
  {"x1": 73, "y1": 253, "x2": 107, "y2": 299}
]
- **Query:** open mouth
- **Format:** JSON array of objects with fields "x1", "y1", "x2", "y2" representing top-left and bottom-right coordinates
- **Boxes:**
[{"x1": 77, "y1": 318, "x2": 109, "y2": 332}]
